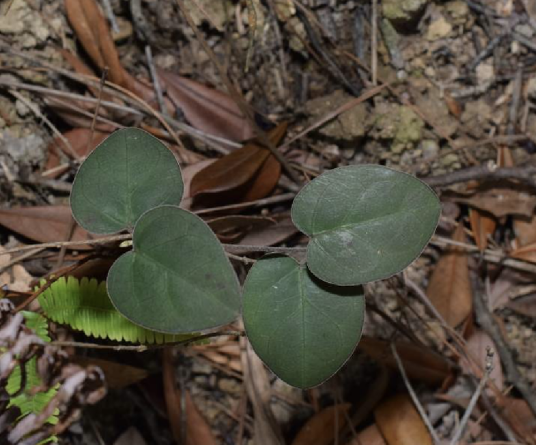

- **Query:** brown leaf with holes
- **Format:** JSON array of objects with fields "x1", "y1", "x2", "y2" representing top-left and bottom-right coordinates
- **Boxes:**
[
  {"x1": 190, "y1": 124, "x2": 285, "y2": 200},
  {"x1": 0, "y1": 206, "x2": 96, "y2": 249},
  {"x1": 468, "y1": 208, "x2": 496, "y2": 252},
  {"x1": 358, "y1": 337, "x2": 450, "y2": 385},
  {"x1": 374, "y1": 393, "x2": 433, "y2": 445},
  {"x1": 291, "y1": 403, "x2": 350, "y2": 445},
  {"x1": 427, "y1": 224, "x2": 472, "y2": 327},
  {"x1": 158, "y1": 68, "x2": 255, "y2": 141}
]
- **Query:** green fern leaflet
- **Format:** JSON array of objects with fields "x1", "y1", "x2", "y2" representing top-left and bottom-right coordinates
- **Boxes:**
[{"x1": 38, "y1": 277, "x2": 194, "y2": 344}]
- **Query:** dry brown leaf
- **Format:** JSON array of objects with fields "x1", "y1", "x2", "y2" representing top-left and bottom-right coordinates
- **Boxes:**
[
  {"x1": 427, "y1": 223, "x2": 472, "y2": 327},
  {"x1": 162, "y1": 349, "x2": 217, "y2": 445},
  {"x1": 158, "y1": 68, "x2": 255, "y2": 141},
  {"x1": 507, "y1": 291, "x2": 536, "y2": 317},
  {"x1": 513, "y1": 215, "x2": 536, "y2": 247},
  {"x1": 347, "y1": 424, "x2": 387, "y2": 445},
  {"x1": 72, "y1": 357, "x2": 149, "y2": 389},
  {"x1": 191, "y1": 145, "x2": 270, "y2": 196},
  {"x1": 190, "y1": 123, "x2": 285, "y2": 202},
  {"x1": 374, "y1": 393, "x2": 433, "y2": 445},
  {"x1": 45, "y1": 128, "x2": 109, "y2": 176},
  {"x1": 358, "y1": 337, "x2": 450, "y2": 385},
  {"x1": 241, "y1": 338, "x2": 285, "y2": 445},
  {"x1": 241, "y1": 153, "x2": 282, "y2": 202},
  {"x1": 444, "y1": 92, "x2": 462, "y2": 118},
  {"x1": 65, "y1": 0, "x2": 154, "y2": 102},
  {"x1": 511, "y1": 241, "x2": 536, "y2": 263},
  {"x1": 207, "y1": 215, "x2": 276, "y2": 242},
  {"x1": 291, "y1": 403, "x2": 350, "y2": 445},
  {"x1": 113, "y1": 427, "x2": 147, "y2": 445},
  {"x1": 468, "y1": 208, "x2": 496, "y2": 252},
  {"x1": 237, "y1": 214, "x2": 299, "y2": 248},
  {"x1": 0, "y1": 206, "x2": 95, "y2": 249},
  {"x1": 452, "y1": 186, "x2": 536, "y2": 218}
]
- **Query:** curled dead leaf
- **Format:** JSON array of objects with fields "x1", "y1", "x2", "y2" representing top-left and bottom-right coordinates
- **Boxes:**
[{"x1": 427, "y1": 223, "x2": 472, "y2": 327}]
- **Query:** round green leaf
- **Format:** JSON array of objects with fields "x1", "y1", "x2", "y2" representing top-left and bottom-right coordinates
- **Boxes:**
[
  {"x1": 107, "y1": 206, "x2": 241, "y2": 333},
  {"x1": 71, "y1": 128, "x2": 184, "y2": 234},
  {"x1": 291, "y1": 165, "x2": 440, "y2": 286},
  {"x1": 243, "y1": 255, "x2": 365, "y2": 388}
]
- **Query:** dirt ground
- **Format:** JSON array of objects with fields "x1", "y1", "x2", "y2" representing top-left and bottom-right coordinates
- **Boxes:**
[{"x1": 2, "y1": 0, "x2": 536, "y2": 444}]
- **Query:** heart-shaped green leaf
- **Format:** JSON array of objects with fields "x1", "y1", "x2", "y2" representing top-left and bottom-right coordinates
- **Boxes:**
[
  {"x1": 292, "y1": 165, "x2": 440, "y2": 286},
  {"x1": 107, "y1": 206, "x2": 241, "y2": 333},
  {"x1": 243, "y1": 255, "x2": 365, "y2": 388},
  {"x1": 71, "y1": 128, "x2": 184, "y2": 234}
]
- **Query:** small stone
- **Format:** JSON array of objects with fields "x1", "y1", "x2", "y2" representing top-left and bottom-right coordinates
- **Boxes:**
[
  {"x1": 218, "y1": 378, "x2": 241, "y2": 394},
  {"x1": 383, "y1": 0, "x2": 429, "y2": 32},
  {"x1": 426, "y1": 16, "x2": 453, "y2": 41},
  {"x1": 445, "y1": 0, "x2": 469, "y2": 21},
  {"x1": 526, "y1": 77, "x2": 536, "y2": 100},
  {"x1": 440, "y1": 153, "x2": 459, "y2": 167},
  {"x1": 421, "y1": 140, "x2": 439, "y2": 160}
]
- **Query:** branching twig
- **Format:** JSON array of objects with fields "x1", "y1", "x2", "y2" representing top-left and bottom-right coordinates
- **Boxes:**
[
  {"x1": 473, "y1": 278, "x2": 536, "y2": 418},
  {"x1": 449, "y1": 349, "x2": 494, "y2": 445}
]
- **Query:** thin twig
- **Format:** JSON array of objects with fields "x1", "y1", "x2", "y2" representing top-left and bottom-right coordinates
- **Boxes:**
[
  {"x1": 100, "y1": 0, "x2": 120, "y2": 33},
  {"x1": 50, "y1": 331, "x2": 244, "y2": 351},
  {"x1": 0, "y1": 234, "x2": 132, "y2": 257},
  {"x1": 391, "y1": 343, "x2": 441, "y2": 444},
  {"x1": 86, "y1": 67, "x2": 109, "y2": 154},
  {"x1": 449, "y1": 349, "x2": 494, "y2": 445},
  {"x1": 223, "y1": 244, "x2": 306, "y2": 254},
  {"x1": 371, "y1": 0, "x2": 378, "y2": 85}
]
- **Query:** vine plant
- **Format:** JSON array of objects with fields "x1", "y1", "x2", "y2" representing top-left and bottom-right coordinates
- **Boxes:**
[{"x1": 60, "y1": 127, "x2": 440, "y2": 389}]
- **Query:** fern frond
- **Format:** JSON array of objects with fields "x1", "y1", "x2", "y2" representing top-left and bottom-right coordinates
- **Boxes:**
[
  {"x1": 7, "y1": 312, "x2": 58, "y2": 433},
  {"x1": 38, "y1": 277, "x2": 192, "y2": 344}
]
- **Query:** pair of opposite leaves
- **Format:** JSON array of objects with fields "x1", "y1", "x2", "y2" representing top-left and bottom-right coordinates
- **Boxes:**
[{"x1": 71, "y1": 128, "x2": 440, "y2": 388}]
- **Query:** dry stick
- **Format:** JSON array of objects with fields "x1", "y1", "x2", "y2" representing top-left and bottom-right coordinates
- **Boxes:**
[
  {"x1": 0, "y1": 248, "x2": 45, "y2": 275},
  {"x1": 50, "y1": 331, "x2": 244, "y2": 351},
  {"x1": 174, "y1": 0, "x2": 301, "y2": 184},
  {"x1": 449, "y1": 349, "x2": 494, "y2": 445},
  {"x1": 371, "y1": 0, "x2": 378, "y2": 85},
  {"x1": 423, "y1": 164, "x2": 536, "y2": 189},
  {"x1": 472, "y1": 278, "x2": 536, "y2": 418},
  {"x1": 86, "y1": 67, "x2": 109, "y2": 154},
  {"x1": 0, "y1": 234, "x2": 132, "y2": 257},
  {"x1": 8, "y1": 89, "x2": 78, "y2": 160},
  {"x1": 194, "y1": 192, "x2": 295, "y2": 215},
  {"x1": 391, "y1": 343, "x2": 441, "y2": 444},
  {"x1": 244, "y1": 0, "x2": 258, "y2": 73},
  {"x1": 100, "y1": 0, "x2": 120, "y2": 33},
  {"x1": 145, "y1": 45, "x2": 166, "y2": 115},
  {"x1": 15, "y1": 255, "x2": 95, "y2": 312},
  {"x1": 507, "y1": 65, "x2": 523, "y2": 137}
]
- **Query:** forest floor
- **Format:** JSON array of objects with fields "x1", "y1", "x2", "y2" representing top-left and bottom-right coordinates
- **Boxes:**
[{"x1": 2, "y1": 0, "x2": 536, "y2": 444}]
